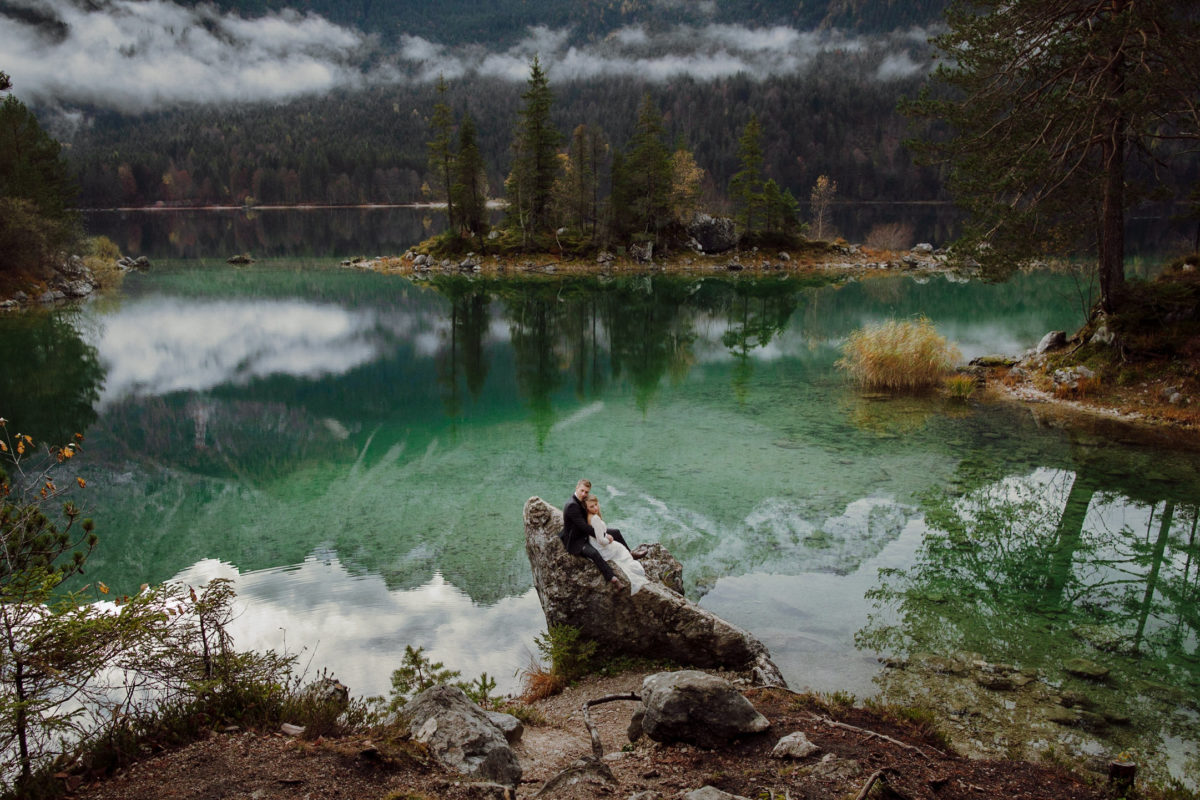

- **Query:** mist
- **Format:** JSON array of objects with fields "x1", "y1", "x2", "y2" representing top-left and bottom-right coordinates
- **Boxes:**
[{"x1": 0, "y1": 0, "x2": 933, "y2": 113}]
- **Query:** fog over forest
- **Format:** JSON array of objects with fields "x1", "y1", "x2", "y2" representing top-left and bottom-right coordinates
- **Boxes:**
[{"x1": 2, "y1": 0, "x2": 934, "y2": 114}]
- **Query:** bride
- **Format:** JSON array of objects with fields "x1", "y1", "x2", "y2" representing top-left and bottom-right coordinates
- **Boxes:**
[{"x1": 586, "y1": 495, "x2": 648, "y2": 594}]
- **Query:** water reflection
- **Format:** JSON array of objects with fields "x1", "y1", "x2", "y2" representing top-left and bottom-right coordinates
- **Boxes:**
[
  {"x1": 0, "y1": 311, "x2": 105, "y2": 442},
  {"x1": 9, "y1": 265, "x2": 1200, "y2": 783},
  {"x1": 173, "y1": 556, "x2": 543, "y2": 698},
  {"x1": 857, "y1": 445, "x2": 1200, "y2": 782}
]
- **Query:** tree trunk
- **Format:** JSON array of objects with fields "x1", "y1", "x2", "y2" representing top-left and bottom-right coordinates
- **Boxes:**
[{"x1": 1098, "y1": 130, "x2": 1126, "y2": 314}]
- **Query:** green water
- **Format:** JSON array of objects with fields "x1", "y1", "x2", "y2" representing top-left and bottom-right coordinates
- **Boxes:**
[{"x1": 1, "y1": 264, "x2": 1197, "y2": 782}]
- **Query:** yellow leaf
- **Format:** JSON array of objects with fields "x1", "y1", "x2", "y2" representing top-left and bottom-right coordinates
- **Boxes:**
[
  {"x1": 17, "y1": 442, "x2": 24, "y2": 455},
  {"x1": 77, "y1": 477, "x2": 86, "y2": 488},
  {"x1": 99, "y1": 582, "x2": 109, "y2": 595},
  {"x1": 23, "y1": 435, "x2": 32, "y2": 445},
  {"x1": 0, "y1": 441, "x2": 7, "y2": 452}
]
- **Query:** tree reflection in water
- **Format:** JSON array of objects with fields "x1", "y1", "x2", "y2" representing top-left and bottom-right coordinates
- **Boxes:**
[
  {"x1": 858, "y1": 455, "x2": 1200, "y2": 783},
  {"x1": 0, "y1": 310, "x2": 104, "y2": 443}
]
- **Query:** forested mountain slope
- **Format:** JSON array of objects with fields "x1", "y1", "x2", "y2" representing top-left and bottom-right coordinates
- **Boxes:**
[{"x1": 178, "y1": 0, "x2": 951, "y2": 43}]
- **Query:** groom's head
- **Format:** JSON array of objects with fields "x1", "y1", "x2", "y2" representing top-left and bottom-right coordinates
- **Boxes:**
[{"x1": 575, "y1": 478, "x2": 592, "y2": 502}]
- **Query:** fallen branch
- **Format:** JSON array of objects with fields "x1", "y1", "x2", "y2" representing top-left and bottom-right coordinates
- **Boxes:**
[
  {"x1": 816, "y1": 716, "x2": 945, "y2": 760},
  {"x1": 854, "y1": 768, "x2": 900, "y2": 800},
  {"x1": 582, "y1": 693, "x2": 641, "y2": 759}
]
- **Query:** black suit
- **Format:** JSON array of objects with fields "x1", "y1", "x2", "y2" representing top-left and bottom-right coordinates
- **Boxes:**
[{"x1": 560, "y1": 493, "x2": 630, "y2": 581}]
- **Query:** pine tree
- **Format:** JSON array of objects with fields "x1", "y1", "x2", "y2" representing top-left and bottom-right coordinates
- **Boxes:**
[
  {"x1": 452, "y1": 114, "x2": 488, "y2": 236},
  {"x1": 729, "y1": 115, "x2": 765, "y2": 234},
  {"x1": 505, "y1": 57, "x2": 562, "y2": 243},
  {"x1": 426, "y1": 75, "x2": 457, "y2": 233},
  {"x1": 560, "y1": 124, "x2": 607, "y2": 237},
  {"x1": 904, "y1": 0, "x2": 1200, "y2": 312},
  {"x1": 621, "y1": 94, "x2": 673, "y2": 243}
]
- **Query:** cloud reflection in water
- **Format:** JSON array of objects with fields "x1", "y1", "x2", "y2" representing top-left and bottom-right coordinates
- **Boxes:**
[
  {"x1": 94, "y1": 299, "x2": 385, "y2": 405},
  {"x1": 174, "y1": 556, "x2": 543, "y2": 698}
]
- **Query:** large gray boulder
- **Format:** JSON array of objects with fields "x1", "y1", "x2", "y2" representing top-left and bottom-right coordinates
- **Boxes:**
[
  {"x1": 639, "y1": 670, "x2": 770, "y2": 748},
  {"x1": 399, "y1": 685, "x2": 522, "y2": 787},
  {"x1": 524, "y1": 497, "x2": 785, "y2": 686},
  {"x1": 686, "y1": 215, "x2": 739, "y2": 254}
]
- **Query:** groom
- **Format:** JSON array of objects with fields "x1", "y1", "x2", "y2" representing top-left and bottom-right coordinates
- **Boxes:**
[{"x1": 560, "y1": 478, "x2": 628, "y2": 585}]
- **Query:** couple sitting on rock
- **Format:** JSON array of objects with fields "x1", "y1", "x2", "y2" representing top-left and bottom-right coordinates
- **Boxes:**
[{"x1": 560, "y1": 478, "x2": 647, "y2": 594}]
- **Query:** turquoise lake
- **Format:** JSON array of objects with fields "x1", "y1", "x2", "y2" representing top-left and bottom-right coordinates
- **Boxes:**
[{"x1": 2, "y1": 208, "x2": 1198, "y2": 783}]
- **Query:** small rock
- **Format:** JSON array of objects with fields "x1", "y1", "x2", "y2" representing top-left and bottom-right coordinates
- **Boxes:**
[
  {"x1": 484, "y1": 711, "x2": 524, "y2": 744},
  {"x1": 1063, "y1": 658, "x2": 1110, "y2": 680},
  {"x1": 1090, "y1": 324, "x2": 1115, "y2": 346},
  {"x1": 628, "y1": 792, "x2": 661, "y2": 800},
  {"x1": 810, "y1": 753, "x2": 862, "y2": 780},
  {"x1": 226, "y1": 253, "x2": 255, "y2": 264},
  {"x1": 1036, "y1": 330, "x2": 1067, "y2": 354},
  {"x1": 970, "y1": 355, "x2": 1018, "y2": 368},
  {"x1": 725, "y1": 261, "x2": 743, "y2": 271},
  {"x1": 771, "y1": 731, "x2": 820, "y2": 759},
  {"x1": 913, "y1": 242, "x2": 934, "y2": 255},
  {"x1": 778, "y1": 251, "x2": 790, "y2": 261},
  {"x1": 1075, "y1": 365, "x2": 1095, "y2": 379},
  {"x1": 280, "y1": 723, "x2": 306, "y2": 736},
  {"x1": 1169, "y1": 392, "x2": 1185, "y2": 406},
  {"x1": 459, "y1": 782, "x2": 516, "y2": 799},
  {"x1": 974, "y1": 672, "x2": 1015, "y2": 691},
  {"x1": 628, "y1": 708, "x2": 644, "y2": 742},
  {"x1": 1047, "y1": 707, "x2": 1079, "y2": 726},
  {"x1": 38, "y1": 289, "x2": 66, "y2": 304},
  {"x1": 639, "y1": 670, "x2": 770, "y2": 748},
  {"x1": 684, "y1": 788, "x2": 750, "y2": 800}
]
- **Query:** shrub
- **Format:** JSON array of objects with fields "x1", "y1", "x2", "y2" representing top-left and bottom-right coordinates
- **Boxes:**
[
  {"x1": 387, "y1": 645, "x2": 462, "y2": 712},
  {"x1": 942, "y1": 373, "x2": 977, "y2": 401},
  {"x1": 864, "y1": 221, "x2": 915, "y2": 251},
  {"x1": 83, "y1": 235, "x2": 126, "y2": 289},
  {"x1": 837, "y1": 317, "x2": 961, "y2": 392},
  {"x1": 535, "y1": 624, "x2": 596, "y2": 683},
  {"x1": 519, "y1": 624, "x2": 598, "y2": 701}
]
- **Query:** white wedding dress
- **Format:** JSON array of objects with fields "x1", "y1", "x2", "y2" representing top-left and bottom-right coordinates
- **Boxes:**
[{"x1": 589, "y1": 514, "x2": 648, "y2": 594}]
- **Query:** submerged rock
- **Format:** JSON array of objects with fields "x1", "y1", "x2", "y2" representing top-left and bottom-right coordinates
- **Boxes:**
[
  {"x1": 1063, "y1": 658, "x2": 1110, "y2": 680},
  {"x1": 523, "y1": 497, "x2": 785, "y2": 685}
]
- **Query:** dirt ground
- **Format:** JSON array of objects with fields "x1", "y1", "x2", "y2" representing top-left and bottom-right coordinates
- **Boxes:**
[{"x1": 75, "y1": 670, "x2": 1117, "y2": 800}]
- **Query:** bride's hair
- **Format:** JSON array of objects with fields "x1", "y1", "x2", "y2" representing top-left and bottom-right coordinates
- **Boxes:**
[{"x1": 586, "y1": 495, "x2": 601, "y2": 517}]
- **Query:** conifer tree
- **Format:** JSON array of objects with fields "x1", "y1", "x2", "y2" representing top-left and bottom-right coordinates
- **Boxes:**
[
  {"x1": 619, "y1": 94, "x2": 673, "y2": 243},
  {"x1": 729, "y1": 115, "x2": 765, "y2": 234},
  {"x1": 905, "y1": 0, "x2": 1200, "y2": 312},
  {"x1": 505, "y1": 57, "x2": 562, "y2": 243},
  {"x1": 452, "y1": 115, "x2": 488, "y2": 236},
  {"x1": 560, "y1": 124, "x2": 607, "y2": 237},
  {"x1": 426, "y1": 75, "x2": 457, "y2": 233}
]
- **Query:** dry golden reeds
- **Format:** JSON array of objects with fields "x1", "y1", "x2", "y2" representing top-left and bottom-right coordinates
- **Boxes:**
[{"x1": 838, "y1": 317, "x2": 961, "y2": 392}]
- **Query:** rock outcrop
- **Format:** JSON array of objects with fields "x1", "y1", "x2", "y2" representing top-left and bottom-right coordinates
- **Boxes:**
[
  {"x1": 399, "y1": 685, "x2": 522, "y2": 787},
  {"x1": 686, "y1": 215, "x2": 738, "y2": 254},
  {"x1": 636, "y1": 670, "x2": 771, "y2": 748},
  {"x1": 524, "y1": 497, "x2": 785, "y2": 686}
]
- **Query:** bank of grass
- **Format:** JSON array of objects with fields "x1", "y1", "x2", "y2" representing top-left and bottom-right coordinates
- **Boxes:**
[{"x1": 838, "y1": 317, "x2": 961, "y2": 392}]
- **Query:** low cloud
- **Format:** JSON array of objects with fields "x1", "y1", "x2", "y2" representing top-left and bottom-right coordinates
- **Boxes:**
[
  {"x1": 1, "y1": 0, "x2": 934, "y2": 113},
  {"x1": 1, "y1": 0, "x2": 375, "y2": 111}
]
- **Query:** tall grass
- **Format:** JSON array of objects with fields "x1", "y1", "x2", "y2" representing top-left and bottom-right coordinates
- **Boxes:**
[{"x1": 838, "y1": 317, "x2": 961, "y2": 392}]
